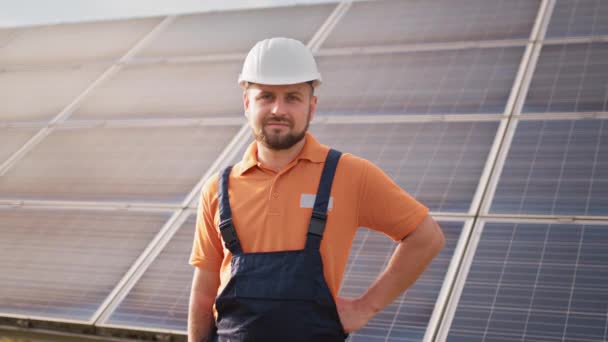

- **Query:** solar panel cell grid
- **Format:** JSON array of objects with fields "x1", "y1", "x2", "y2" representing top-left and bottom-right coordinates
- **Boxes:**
[
  {"x1": 316, "y1": 47, "x2": 524, "y2": 116},
  {"x1": 546, "y1": 0, "x2": 608, "y2": 39},
  {"x1": 0, "y1": 208, "x2": 170, "y2": 321},
  {"x1": 447, "y1": 222, "x2": 608, "y2": 342},
  {"x1": 322, "y1": 0, "x2": 539, "y2": 48},
  {"x1": 0, "y1": 125, "x2": 241, "y2": 203},
  {"x1": 311, "y1": 121, "x2": 499, "y2": 213},
  {"x1": 490, "y1": 119, "x2": 608, "y2": 216},
  {"x1": 524, "y1": 43, "x2": 608, "y2": 114},
  {"x1": 73, "y1": 60, "x2": 243, "y2": 119},
  {"x1": 0, "y1": 66, "x2": 107, "y2": 122}
]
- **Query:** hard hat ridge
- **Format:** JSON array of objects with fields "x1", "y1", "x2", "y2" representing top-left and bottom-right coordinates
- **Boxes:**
[{"x1": 238, "y1": 37, "x2": 322, "y2": 88}]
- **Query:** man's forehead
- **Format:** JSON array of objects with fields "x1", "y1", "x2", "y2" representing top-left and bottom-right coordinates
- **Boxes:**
[{"x1": 247, "y1": 83, "x2": 310, "y2": 93}]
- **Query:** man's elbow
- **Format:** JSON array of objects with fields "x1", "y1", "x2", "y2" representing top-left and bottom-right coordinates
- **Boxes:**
[
  {"x1": 409, "y1": 215, "x2": 445, "y2": 257},
  {"x1": 429, "y1": 219, "x2": 445, "y2": 256}
]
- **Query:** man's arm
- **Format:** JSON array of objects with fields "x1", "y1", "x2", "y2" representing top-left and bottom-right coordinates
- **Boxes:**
[
  {"x1": 188, "y1": 267, "x2": 220, "y2": 342},
  {"x1": 336, "y1": 214, "x2": 445, "y2": 333}
]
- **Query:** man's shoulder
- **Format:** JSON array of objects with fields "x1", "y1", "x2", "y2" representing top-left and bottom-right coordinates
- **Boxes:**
[
  {"x1": 201, "y1": 172, "x2": 220, "y2": 197},
  {"x1": 335, "y1": 151, "x2": 372, "y2": 171}
]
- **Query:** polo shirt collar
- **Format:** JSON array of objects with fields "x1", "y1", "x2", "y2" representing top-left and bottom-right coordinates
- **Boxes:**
[{"x1": 234, "y1": 132, "x2": 327, "y2": 176}]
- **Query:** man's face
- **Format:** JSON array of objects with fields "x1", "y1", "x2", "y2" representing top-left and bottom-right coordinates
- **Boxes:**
[{"x1": 244, "y1": 83, "x2": 317, "y2": 150}]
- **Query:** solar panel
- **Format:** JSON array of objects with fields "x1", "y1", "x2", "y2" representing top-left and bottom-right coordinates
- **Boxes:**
[
  {"x1": 0, "y1": 128, "x2": 37, "y2": 164},
  {"x1": 72, "y1": 60, "x2": 243, "y2": 119},
  {"x1": 310, "y1": 121, "x2": 500, "y2": 213},
  {"x1": 322, "y1": 0, "x2": 539, "y2": 49},
  {"x1": 104, "y1": 215, "x2": 196, "y2": 331},
  {"x1": 0, "y1": 125, "x2": 240, "y2": 204},
  {"x1": 0, "y1": 207, "x2": 171, "y2": 322},
  {"x1": 0, "y1": 18, "x2": 161, "y2": 66},
  {"x1": 490, "y1": 119, "x2": 608, "y2": 216},
  {"x1": 137, "y1": 4, "x2": 335, "y2": 58},
  {"x1": 0, "y1": 65, "x2": 107, "y2": 122},
  {"x1": 546, "y1": 0, "x2": 608, "y2": 39},
  {"x1": 445, "y1": 221, "x2": 608, "y2": 342},
  {"x1": 343, "y1": 221, "x2": 464, "y2": 341},
  {"x1": 185, "y1": 136, "x2": 250, "y2": 209},
  {"x1": 523, "y1": 42, "x2": 608, "y2": 114},
  {"x1": 316, "y1": 47, "x2": 525, "y2": 116}
]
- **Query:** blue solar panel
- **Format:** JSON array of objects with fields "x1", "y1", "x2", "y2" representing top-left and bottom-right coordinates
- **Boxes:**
[
  {"x1": 322, "y1": 0, "x2": 539, "y2": 48},
  {"x1": 546, "y1": 0, "x2": 608, "y2": 39},
  {"x1": 317, "y1": 47, "x2": 525, "y2": 116},
  {"x1": 0, "y1": 208, "x2": 170, "y2": 322},
  {"x1": 446, "y1": 221, "x2": 608, "y2": 342},
  {"x1": 524, "y1": 43, "x2": 608, "y2": 114},
  {"x1": 311, "y1": 121, "x2": 500, "y2": 213},
  {"x1": 343, "y1": 221, "x2": 464, "y2": 341},
  {"x1": 491, "y1": 119, "x2": 608, "y2": 216}
]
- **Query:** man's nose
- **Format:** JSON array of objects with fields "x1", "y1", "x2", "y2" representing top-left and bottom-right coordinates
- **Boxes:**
[{"x1": 270, "y1": 97, "x2": 288, "y2": 115}]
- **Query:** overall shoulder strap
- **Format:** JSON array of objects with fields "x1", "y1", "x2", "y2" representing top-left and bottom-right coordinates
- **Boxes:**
[
  {"x1": 306, "y1": 149, "x2": 342, "y2": 250},
  {"x1": 218, "y1": 166, "x2": 243, "y2": 254}
]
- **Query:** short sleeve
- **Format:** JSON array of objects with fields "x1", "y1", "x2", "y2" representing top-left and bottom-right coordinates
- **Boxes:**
[
  {"x1": 189, "y1": 174, "x2": 224, "y2": 271},
  {"x1": 358, "y1": 161, "x2": 429, "y2": 241}
]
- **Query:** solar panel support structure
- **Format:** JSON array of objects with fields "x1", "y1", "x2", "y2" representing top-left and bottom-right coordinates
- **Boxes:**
[
  {"x1": 308, "y1": 0, "x2": 351, "y2": 53},
  {"x1": 0, "y1": 200, "x2": 180, "y2": 212},
  {"x1": 543, "y1": 34, "x2": 608, "y2": 45},
  {"x1": 478, "y1": 0, "x2": 555, "y2": 217}
]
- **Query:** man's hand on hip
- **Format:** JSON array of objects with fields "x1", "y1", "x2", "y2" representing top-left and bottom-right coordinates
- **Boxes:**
[{"x1": 335, "y1": 296, "x2": 376, "y2": 333}]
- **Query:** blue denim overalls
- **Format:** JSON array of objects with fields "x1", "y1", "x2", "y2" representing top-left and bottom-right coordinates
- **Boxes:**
[{"x1": 213, "y1": 149, "x2": 347, "y2": 341}]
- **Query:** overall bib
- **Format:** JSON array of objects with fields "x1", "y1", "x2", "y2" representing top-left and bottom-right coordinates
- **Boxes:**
[{"x1": 214, "y1": 149, "x2": 347, "y2": 342}]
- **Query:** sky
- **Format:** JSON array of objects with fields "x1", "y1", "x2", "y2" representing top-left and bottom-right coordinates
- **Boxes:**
[{"x1": 0, "y1": 0, "x2": 338, "y2": 28}]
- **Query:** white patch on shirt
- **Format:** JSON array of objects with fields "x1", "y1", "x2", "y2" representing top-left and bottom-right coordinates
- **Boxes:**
[{"x1": 300, "y1": 194, "x2": 333, "y2": 211}]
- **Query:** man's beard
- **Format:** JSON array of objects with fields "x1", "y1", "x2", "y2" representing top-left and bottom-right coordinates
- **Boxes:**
[{"x1": 254, "y1": 111, "x2": 310, "y2": 150}]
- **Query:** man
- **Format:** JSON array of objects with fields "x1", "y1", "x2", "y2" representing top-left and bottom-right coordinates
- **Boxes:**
[{"x1": 189, "y1": 37, "x2": 445, "y2": 342}]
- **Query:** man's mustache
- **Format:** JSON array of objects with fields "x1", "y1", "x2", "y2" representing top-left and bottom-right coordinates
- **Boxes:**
[{"x1": 263, "y1": 116, "x2": 293, "y2": 127}]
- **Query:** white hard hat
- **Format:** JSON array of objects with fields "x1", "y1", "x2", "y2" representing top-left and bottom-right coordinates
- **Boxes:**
[{"x1": 238, "y1": 37, "x2": 321, "y2": 88}]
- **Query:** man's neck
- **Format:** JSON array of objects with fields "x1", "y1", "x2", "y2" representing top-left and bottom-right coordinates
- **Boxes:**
[{"x1": 256, "y1": 138, "x2": 306, "y2": 173}]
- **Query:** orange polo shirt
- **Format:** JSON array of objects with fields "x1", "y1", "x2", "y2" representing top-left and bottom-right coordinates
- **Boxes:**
[{"x1": 190, "y1": 132, "x2": 429, "y2": 299}]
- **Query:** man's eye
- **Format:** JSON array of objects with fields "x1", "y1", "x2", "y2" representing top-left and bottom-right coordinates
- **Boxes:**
[{"x1": 287, "y1": 95, "x2": 300, "y2": 102}]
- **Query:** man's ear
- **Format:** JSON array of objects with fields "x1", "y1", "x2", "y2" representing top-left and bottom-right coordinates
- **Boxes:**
[
  {"x1": 309, "y1": 95, "x2": 318, "y2": 122},
  {"x1": 243, "y1": 90, "x2": 249, "y2": 117}
]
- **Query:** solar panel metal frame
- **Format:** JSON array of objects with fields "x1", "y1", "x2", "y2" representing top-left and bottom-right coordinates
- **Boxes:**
[
  {"x1": 435, "y1": 217, "x2": 608, "y2": 341},
  {"x1": 479, "y1": 0, "x2": 558, "y2": 217}
]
